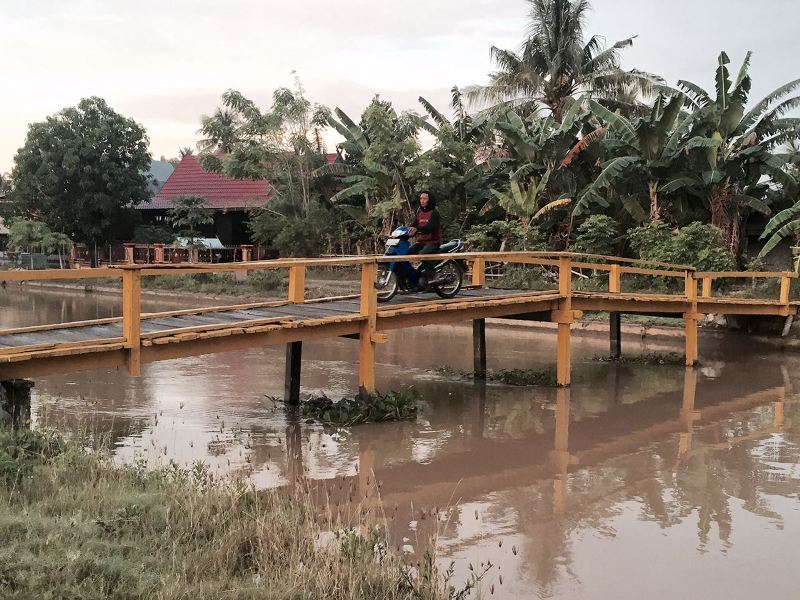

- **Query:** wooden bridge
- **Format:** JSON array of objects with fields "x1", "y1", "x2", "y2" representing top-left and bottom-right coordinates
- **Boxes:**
[{"x1": 0, "y1": 252, "x2": 797, "y2": 400}]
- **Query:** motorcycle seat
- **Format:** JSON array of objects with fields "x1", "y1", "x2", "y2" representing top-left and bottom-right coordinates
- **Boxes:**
[{"x1": 438, "y1": 240, "x2": 463, "y2": 253}]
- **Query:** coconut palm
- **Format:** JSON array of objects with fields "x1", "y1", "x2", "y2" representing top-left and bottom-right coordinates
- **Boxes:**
[{"x1": 467, "y1": 0, "x2": 659, "y2": 121}]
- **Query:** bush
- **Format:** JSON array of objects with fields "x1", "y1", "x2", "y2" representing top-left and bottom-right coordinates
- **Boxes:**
[
  {"x1": 627, "y1": 221, "x2": 735, "y2": 271},
  {"x1": 572, "y1": 215, "x2": 619, "y2": 256},
  {"x1": 132, "y1": 224, "x2": 176, "y2": 244},
  {"x1": 464, "y1": 221, "x2": 547, "y2": 251}
]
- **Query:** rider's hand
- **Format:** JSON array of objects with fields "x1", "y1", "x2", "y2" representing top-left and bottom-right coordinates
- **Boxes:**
[{"x1": 408, "y1": 227, "x2": 417, "y2": 235}]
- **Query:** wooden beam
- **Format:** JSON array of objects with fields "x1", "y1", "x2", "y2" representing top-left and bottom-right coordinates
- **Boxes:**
[
  {"x1": 0, "y1": 268, "x2": 121, "y2": 282},
  {"x1": 556, "y1": 256, "x2": 572, "y2": 387},
  {"x1": 610, "y1": 312, "x2": 621, "y2": 358},
  {"x1": 122, "y1": 269, "x2": 142, "y2": 376},
  {"x1": 780, "y1": 275, "x2": 791, "y2": 304},
  {"x1": 701, "y1": 277, "x2": 712, "y2": 299}
]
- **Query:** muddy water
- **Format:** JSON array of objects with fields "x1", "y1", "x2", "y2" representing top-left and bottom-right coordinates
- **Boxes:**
[{"x1": 5, "y1": 286, "x2": 800, "y2": 599}]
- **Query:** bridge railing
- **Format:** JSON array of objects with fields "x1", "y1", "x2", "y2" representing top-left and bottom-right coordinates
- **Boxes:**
[{"x1": 0, "y1": 252, "x2": 796, "y2": 381}]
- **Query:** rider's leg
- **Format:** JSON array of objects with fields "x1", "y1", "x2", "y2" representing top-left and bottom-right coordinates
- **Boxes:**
[{"x1": 418, "y1": 243, "x2": 440, "y2": 280}]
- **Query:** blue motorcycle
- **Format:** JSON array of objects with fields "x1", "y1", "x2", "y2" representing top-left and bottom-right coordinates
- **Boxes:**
[{"x1": 375, "y1": 226, "x2": 466, "y2": 302}]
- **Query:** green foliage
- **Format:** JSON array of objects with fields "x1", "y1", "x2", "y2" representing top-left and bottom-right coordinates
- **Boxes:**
[
  {"x1": 168, "y1": 195, "x2": 214, "y2": 245},
  {"x1": 464, "y1": 221, "x2": 547, "y2": 251},
  {"x1": 593, "y1": 352, "x2": 685, "y2": 365},
  {"x1": 573, "y1": 215, "x2": 620, "y2": 256},
  {"x1": 7, "y1": 97, "x2": 151, "y2": 245},
  {"x1": 628, "y1": 221, "x2": 736, "y2": 271},
  {"x1": 248, "y1": 199, "x2": 343, "y2": 257},
  {"x1": 301, "y1": 390, "x2": 419, "y2": 426},
  {"x1": 0, "y1": 427, "x2": 65, "y2": 487},
  {"x1": 132, "y1": 224, "x2": 175, "y2": 244},
  {"x1": 7, "y1": 219, "x2": 70, "y2": 253},
  {"x1": 487, "y1": 368, "x2": 557, "y2": 386},
  {"x1": 142, "y1": 272, "x2": 286, "y2": 296}
]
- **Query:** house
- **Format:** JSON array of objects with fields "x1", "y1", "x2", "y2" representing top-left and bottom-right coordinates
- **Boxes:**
[{"x1": 137, "y1": 155, "x2": 271, "y2": 245}]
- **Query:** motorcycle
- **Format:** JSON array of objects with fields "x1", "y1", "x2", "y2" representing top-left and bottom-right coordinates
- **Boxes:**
[{"x1": 375, "y1": 226, "x2": 466, "y2": 303}]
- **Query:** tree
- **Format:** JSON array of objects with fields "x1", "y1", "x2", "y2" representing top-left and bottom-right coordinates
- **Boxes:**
[
  {"x1": 198, "y1": 78, "x2": 331, "y2": 214},
  {"x1": 168, "y1": 195, "x2": 213, "y2": 247},
  {"x1": 7, "y1": 219, "x2": 72, "y2": 268},
  {"x1": 574, "y1": 95, "x2": 690, "y2": 221},
  {"x1": 467, "y1": 0, "x2": 658, "y2": 121},
  {"x1": 669, "y1": 52, "x2": 800, "y2": 255},
  {"x1": 7, "y1": 97, "x2": 151, "y2": 263},
  {"x1": 315, "y1": 98, "x2": 421, "y2": 250},
  {"x1": 0, "y1": 173, "x2": 11, "y2": 197}
]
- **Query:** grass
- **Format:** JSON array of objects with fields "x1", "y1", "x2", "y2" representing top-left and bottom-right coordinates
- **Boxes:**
[
  {"x1": 0, "y1": 426, "x2": 482, "y2": 600},
  {"x1": 433, "y1": 365, "x2": 558, "y2": 387},
  {"x1": 300, "y1": 390, "x2": 419, "y2": 426}
]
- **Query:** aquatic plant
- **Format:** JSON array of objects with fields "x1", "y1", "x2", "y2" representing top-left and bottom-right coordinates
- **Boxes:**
[{"x1": 301, "y1": 390, "x2": 419, "y2": 426}]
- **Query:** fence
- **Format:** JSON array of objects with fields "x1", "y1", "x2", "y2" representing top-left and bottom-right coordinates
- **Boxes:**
[{"x1": 66, "y1": 243, "x2": 279, "y2": 268}]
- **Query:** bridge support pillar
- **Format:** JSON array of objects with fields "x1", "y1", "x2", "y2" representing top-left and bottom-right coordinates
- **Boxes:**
[
  {"x1": 684, "y1": 314, "x2": 699, "y2": 367},
  {"x1": 1, "y1": 379, "x2": 33, "y2": 429},
  {"x1": 609, "y1": 312, "x2": 622, "y2": 358},
  {"x1": 556, "y1": 323, "x2": 571, "y2": 387},
  {"x1": 473, "y1": 319, "x2": 486, "y2": 378},
  {"x1": 358, "y1": 329, "x2": 376, "y2": 398},
  {"x1": 284, "y1": 341, "x2": 302, "y2": 405}
]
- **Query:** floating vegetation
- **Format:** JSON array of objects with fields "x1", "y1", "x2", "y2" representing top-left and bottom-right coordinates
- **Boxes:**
[
  {"x1": 592, "y1": 352, "x2": 685, "y2": 365},
  {"x1": 301, "y1": 390, "x2": 419, "y2": 426},
  {"x1": 432, "y1": 365, "x2": 558, "y2": 387},
  {"x1": 486, "y1": 368, "x2": 558, "y2": 386}
]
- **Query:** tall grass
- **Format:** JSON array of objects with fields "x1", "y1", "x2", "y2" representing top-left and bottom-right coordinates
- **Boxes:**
[{"x1": 0, "y1": 427, "x2": 474, "y2": 599}]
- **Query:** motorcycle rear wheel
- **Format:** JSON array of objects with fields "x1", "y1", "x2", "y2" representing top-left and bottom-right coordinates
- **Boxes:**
[
  {"x1": 376, "y1": 265, "x2": 398, "y2": 302},
  {"x1": 434, "y1": 261, "x2": 463, "y2": 299}
]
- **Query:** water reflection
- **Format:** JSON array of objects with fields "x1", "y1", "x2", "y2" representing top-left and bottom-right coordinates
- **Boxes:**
[{"x1": 9, "y1": 287, "x2": 800, "y2": 598}]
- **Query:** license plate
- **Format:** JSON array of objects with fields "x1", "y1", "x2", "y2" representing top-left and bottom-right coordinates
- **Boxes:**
[{"x1": 386, "y1": 239, "x2": 400, "y2": 247}]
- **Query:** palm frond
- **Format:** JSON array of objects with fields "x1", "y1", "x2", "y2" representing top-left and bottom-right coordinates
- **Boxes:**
[{"x1": 561, "y1": 126, "x2": 607, "y2": 168}]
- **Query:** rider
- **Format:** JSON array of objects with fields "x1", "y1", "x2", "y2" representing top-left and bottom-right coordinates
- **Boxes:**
[{"x1": 407, "y1": 191, "x2": 442, "y2": 289}]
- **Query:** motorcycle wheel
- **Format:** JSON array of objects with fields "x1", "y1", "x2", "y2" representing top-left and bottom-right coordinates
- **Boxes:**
[
  {"x1": 376, "y1": 265, "x2": 399, "y2": 302},
  {"x1": 434, "y1": 261, "x2": 463, "y2": 299}
]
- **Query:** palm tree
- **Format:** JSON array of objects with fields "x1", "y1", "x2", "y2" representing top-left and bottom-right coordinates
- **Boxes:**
[
  {"x1": 198, "y1": 107, "x2": 242, "y2": 154},
  {"x1": 467, "y1": 0, "x2": 658, "y2": 121}
]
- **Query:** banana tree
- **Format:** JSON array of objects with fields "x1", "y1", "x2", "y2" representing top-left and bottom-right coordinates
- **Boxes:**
[
  {"x1": 672, "y1": 51, "x2": 800, "y2": 254},
  {"x1": 573, "y1": 94, "x2": 691, "y2": 221}
]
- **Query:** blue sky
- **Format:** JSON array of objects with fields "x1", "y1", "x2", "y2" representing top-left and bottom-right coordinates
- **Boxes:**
[{"x1": 1, "y1": 0, "x2": 798, "y2": 171}]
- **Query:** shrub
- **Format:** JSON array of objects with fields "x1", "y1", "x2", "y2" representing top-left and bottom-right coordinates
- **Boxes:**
[
  {"x1": 627, "y1": 221, "x2": 735, "y2": 271},
  {"x1": 464, "y1": 221, "x2": 547, "y2": 251},
  {"x1": 572, "y1": 215, "x2": 619, "y2": 256}
]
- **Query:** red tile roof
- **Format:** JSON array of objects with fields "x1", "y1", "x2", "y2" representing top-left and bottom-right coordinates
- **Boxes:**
[{"x1": 141, "y1": 155, "x2": 271, "y2": 210}]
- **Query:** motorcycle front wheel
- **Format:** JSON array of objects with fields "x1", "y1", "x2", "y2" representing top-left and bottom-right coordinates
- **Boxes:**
[
  {"x1": 434, "y1": 261, "x2": 463, "y2": 299},
  {"x1": 376, "y1": 265, "x2": 398, "y2": 302}
]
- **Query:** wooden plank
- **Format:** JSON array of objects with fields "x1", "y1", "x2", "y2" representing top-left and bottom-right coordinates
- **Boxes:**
[
  {"x1": 0, "y1": 337, "x2": 126, "y2": 361},
  {"x1": 0, "y1": 316, "x2": 122, "y2": 337},
  {"x1": 142, "y1": 316, "x2": 294, "y2": 340}
]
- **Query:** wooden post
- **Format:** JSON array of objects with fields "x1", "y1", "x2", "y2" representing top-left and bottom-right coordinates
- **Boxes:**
[
  {"x1": 684, "y1": 271, "x2": 698, "y2": 367},
  {"x1": 608, "y1": 264, "x2": 621, "y2": 293},
  {"x1": 701, "y1": 277, "x2": 712, "y2": 298},
  {"x1": 284, "y1": 341, "x2": 302, "y2": 405},
  {"x1": 471, "y1": 257, "x2": 486, "y2": 288},
  {"x1": 608, "y1": 263, "x2": 622, "y2": 359},
  {"x1": 358, "y1": 262, "x2": 377, "y2": 396},
  {"x1": 288, "y1": 265, "x2": 306, "y2": 303},
  {"x1": 153, "y1": 243, "x2": 165, "y2": 264},
  {"x1": 1, "y1": 379, "x2": 34, "y2": 429},
  {"x1": 241, "y1": 244, "x2": 253, "y2": 263},
  {"x1": 473, "y1": 318, "x2": 487, "y2": 378},
  {"x1": 609, "y1": 312, "x2": 622, "y2": 359},
  {"x1": 556, "y1": 256, "x2": 572, "y2": 387},
  {"x1": 780, "y1": 275, "x2": 791, "y2": 305},
  {"x1": 123, "y1": 243, "x2": 135, "y2": 265},
  {"x1": 122, "y1": 268, "x2": 142, "y2": 376}
]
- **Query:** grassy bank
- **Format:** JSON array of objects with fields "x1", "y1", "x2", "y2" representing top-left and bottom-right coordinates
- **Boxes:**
[{"x1": 0, "y1": 427, "x2": 468, "y2": 599}]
